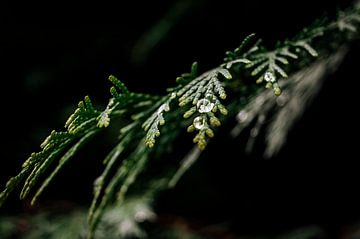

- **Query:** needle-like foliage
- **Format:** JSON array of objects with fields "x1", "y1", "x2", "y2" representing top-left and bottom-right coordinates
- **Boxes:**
[{"x1": 1, "y1": 3, "x2": 360, "y2": 238}]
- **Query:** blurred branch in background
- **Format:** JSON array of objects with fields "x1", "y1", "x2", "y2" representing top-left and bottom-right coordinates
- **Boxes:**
[{"x1": 230, "y1": 47, "x2": 348, "y2": 157}]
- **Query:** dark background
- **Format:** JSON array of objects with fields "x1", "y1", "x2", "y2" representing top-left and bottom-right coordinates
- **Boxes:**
[{"x1": 1, "y1": 0, "x2": 359, "y2": 237}]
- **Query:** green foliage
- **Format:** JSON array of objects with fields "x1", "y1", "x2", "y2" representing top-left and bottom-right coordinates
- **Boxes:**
[
  {"x1": 1, "y1": 2, "x2": 360, "y2": 239},
  {"x1": 177, "y1": 66, "x2": 234, "y2": 149},
  {"x1": 0, "y1": 95, "x2": 101, "y2": 207},
  {"x1": 142, "y1": 95, "x2": 174, "y2": 147},
  {"x1": 231, "y1": 48, "x2": 347, "y2": 157}
]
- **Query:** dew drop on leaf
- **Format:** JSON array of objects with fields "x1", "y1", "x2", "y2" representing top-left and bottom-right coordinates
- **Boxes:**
[
  {"x1": 196, "y1": 99, "x2": 214, "y2": 113},
  {"x1": 264, "y1": 71, "x2": 276, "y2": 83},
  {"x1": 193, "y1": 116, "x2": 205, "y2": 130}
]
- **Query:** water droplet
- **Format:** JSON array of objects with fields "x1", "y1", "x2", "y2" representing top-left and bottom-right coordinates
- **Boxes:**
[
  {"x1": 264, "y1": 71, "x2": 276, "y2": 83},
  {"x1": 237, "y1": 110, "x2": 248, "y2": 122},
  {"x1": 196, "y1": 99, "x2": 214, "y2": 113},
  {"x1": 193, "y1": 116, "x2": 205, "y2": 130}
]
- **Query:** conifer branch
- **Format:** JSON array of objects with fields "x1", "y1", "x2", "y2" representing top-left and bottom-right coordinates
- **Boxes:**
[{"x1": 1, "y1": 3, "x2": 360, "y2": 238}]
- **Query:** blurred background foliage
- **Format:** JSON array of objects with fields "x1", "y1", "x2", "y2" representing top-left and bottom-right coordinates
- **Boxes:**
[{"x1": 1, "y1": 0, "x2": 360, "y2": 238}]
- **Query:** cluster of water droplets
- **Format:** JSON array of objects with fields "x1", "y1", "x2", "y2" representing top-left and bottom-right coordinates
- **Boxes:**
[
  {"x1": 192, "y1": 98, "x2": 215, "y2": 130},
  {"x1": 196, "y1": 98, "x2": 214, "y2": 113},
  {"x1": 264, "y1": 71, "x2": 276, "y2": 83}
]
